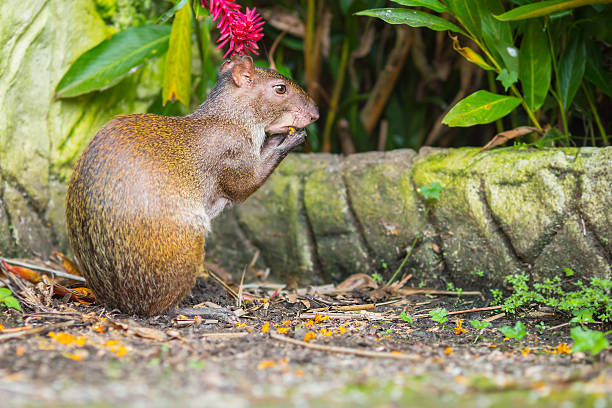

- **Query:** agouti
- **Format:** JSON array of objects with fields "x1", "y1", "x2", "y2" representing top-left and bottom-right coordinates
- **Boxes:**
[{"x1": 65, "y1": 56, "x2": 319, "y2": 316}]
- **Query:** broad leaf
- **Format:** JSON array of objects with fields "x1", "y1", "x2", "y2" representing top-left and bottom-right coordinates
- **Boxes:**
[
  {"x1": 163, "y1": 5, "x2": 192, "y2": 106},
  {"x1": 571, "y1": 327, "x2": 610, "y2": 355},
  {"x1": 390, "y1": 0, "x2": 448, "y2": 13},
  {"x1": 56, "y1": 25, "x2": 171, "y2": 98},
  {"x1": 442, "y1": 90, "x2": 522, "y2": 127},
  {"x1": 495, "y1": 0, "x2": 611, "y2": 21},
  {"x1": 519, "y1": 19, "x2": 551, "y2": 111},
  {"x1": 355, "y1": 8, "x2": 466, "y2": 34},
  {"x1": 497, "y1": 68, "x2": 519, "y2": 91},
  {"x1": 584, "y1": 41, "x2": 612, "y2": 98},
  {"x1": 445, "y1": 0, "x2": 484, "y2": 38},
  {"x1": 480, "y1": 0, "x2": 518, "y2": 76},
  {"x1": 558, "y1": 33, "x2": 586, "y2": 109}
]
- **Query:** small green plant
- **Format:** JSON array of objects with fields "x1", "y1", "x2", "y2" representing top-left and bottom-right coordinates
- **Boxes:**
[
  {"x1": 564, "y1": 267, "x2": 575, "y2": 277},
  {"x1": 500, "y1": 273, "x2": 612, "y2": 322},
  {"x1": 499, "y1": 321, "x2": 527, "y2": 341},
  {"x1": 570, "y1": 308, "x2": 596, "y2": 325},
  {"x1": 469, "y1": 319, "x2": 491, "y2": 330},
  {"x1": 380, "y1": 328, "x2": 394, "y2": 336},
  {"x1": 399, "y1": 311, "x2": 414, "y2": 323},
  {"x1": 472, "y1": 270, "x2": 485, "y2": 278},
  {"x1": 371, "y1": 273, "x2": 384, "y2": 284},
  {"x1": 0, "y1": 287, "x2": 21, "y2": 311},
  {"x1": 387, "y1": 180, "x2": 444, "y2": 286},
  {"x1": 430, "y1": 308, "x2": 449, "y2": 324},
  {"x1": 419, "y1": 182, "x2": 443, "y2": 201},
  {"x1": 570, "y1": 327, "x2": 610, "y2": 356},
  {"x1": 535, "y1": 321, "x2": 550, "y2": 333},
  {"x1": 490, "y1": 289, "x2": 503, "y2": 306}
]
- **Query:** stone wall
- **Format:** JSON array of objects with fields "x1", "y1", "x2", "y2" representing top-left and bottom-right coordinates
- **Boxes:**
[{"x1": 207, "y1": 147, "x2": 611, "y2": 288}]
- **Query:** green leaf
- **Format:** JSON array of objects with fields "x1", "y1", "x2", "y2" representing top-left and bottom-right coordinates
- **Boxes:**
[
  {"x1": 163, "y1": 4, "x2": 192, "y2": 107},
  {"x1": 399, "y1": 311, "x2": 414, "y2": 323},
  {"x1": 497, "y1": 68, "x2": 519, "y2": 91},
  {"x1": 519, "y1": 19, "x2": 552, "y2": 111},
  {"x1": 390, "y1": 0, "x2": 448, "y2": 13},
  {"x1": 558, "y1": 33, "x2": 586, "y2": 109},
  {"x1": 571, "y1": 327, "x2": 610, "y2": 355},
  {"x1": 499, "y1": 321, "x2": 527, "y2": 340},
  {"x1": 469, "y1": 319, "x2": 491, "y2": 330},
  {"x1": 429, "y1": 308, "x2": 448, "y2": 324},
  {"x1": 419, "y1": 181, "x2": 443, "y2": 200},
  {"x1": 55, "y1": 25, "x2": 171, "y2": 98},
  {"x1": 156, "y1": 0, "x2": 188, "y2": 24},
  {"x1": 584, "y1": 41, "x2": 612, "y2": 98},
  {"x1": 480, "y1": 1, "x2": 518, "y2": 75},
  {"x1": 570, "y1": 308, "x2": 595, "y2": 324},
  {"x1": 355, "y1": 8, "x2": 466, "y2": 34},
  {"x1": 0, "y1": 287, "x2": 11, "y2": 299},
  {"x1": 445, "y1": 0, "x2": 484, "y2": 38},
  {"x1": 442, "y1": 90, "x2": 522, "y2": 127},
  {"x1": 3, "y1": 296, "x2": 22, "y2": 311},
  {"x1": 495, "y1": 0, "x2": 611, "y2": 21}
]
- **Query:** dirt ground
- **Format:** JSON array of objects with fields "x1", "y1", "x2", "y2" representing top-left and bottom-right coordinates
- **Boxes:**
[{"x1": 1, "y1": 272, "x2": 611, "y2": 408}]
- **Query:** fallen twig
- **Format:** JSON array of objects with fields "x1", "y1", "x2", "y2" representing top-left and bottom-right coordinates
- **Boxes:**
[
  {"x1": 270, "y1": 333, "x2": 421, "y2": 361},
  {"x1": 201, "y1": 332, "x2": 249, "y2": 340},
  {"x1": 0, "y1": 320, "x2": 77, "y2": 342},
  {"x1": 547, "y1": 322, "x2": 570, "y2": 331},
  {"x1": 1, "y1": 258, "x2": 85, "y2": 283},
  {"x1": 398, "y1": 288, "x2": 484, "y2": 298},
  {"x1": 412, "y1": 305, "x2": 502, "y2": 319},
  {"x1": 207, "y1": 268, "x2": 239, "y2": 300},
  {"x1": 483, "y1": 312, "x2": 506, "y2": 323}
]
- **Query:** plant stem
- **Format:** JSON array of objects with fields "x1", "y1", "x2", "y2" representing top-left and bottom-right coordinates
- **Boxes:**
[
  {"x1": 387, "y1": 211, "x2": 428, "y2": 286},
  {"x1": 191, "y1": 1, "x2": 205, "y2": 83},
  {"x1": 487, "y1": 72, "x2": 504, "y2": 133},
  {"x1": 511, "y1": 85, "x2": 542, "y2": 131},
  {"x1": 304, "y1": 0, "x2": 316, "y2": 84},
  {"x1": 546, "y1": 25, "x2": 569, "y2": 138},
  {"x1": 581, "y1": 82, "x2": 608, "y2": 145},
  {"x1": 321, "y1": 38, "x2": 349, "y2": 152}
]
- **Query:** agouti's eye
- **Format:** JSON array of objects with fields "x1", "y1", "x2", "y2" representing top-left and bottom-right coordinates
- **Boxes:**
[{"x1": 273, "y1": 84, "x2": 287, "y2": 95}]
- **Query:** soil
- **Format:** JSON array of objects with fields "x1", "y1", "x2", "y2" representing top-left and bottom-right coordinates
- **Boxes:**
[{"x1": 1, "y1": 273, "x2": 611, "y2": 408}]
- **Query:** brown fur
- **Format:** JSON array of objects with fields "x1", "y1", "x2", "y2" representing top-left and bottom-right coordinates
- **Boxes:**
[{"x1": 65, "y1": 56, "x2": 318, "y2": 316}]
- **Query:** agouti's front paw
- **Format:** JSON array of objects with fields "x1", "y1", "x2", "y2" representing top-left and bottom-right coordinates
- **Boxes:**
[{"x1": 281, "y1": 129, "x2": 306, "y2": 151}]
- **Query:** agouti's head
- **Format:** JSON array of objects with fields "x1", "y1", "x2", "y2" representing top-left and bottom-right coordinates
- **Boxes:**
[{"x1": 211, "y1": 55, "x2": 319, "y2": 135}]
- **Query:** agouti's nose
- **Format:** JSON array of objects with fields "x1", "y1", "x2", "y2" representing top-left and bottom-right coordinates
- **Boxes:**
[{"x1": 309, "y1": 106, "x2": 320, "y2": 122}]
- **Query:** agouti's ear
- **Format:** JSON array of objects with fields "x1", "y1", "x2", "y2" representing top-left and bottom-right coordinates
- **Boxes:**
[
  {"x1": 220, "y1": 59, "x2": 235, "y2": 73},
  {"x1": 230, "y1": 56, "x2": 255, "y2": 88}
]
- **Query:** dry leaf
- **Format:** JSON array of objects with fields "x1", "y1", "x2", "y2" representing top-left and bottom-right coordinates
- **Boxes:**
[
  {"x1": 336, "y1": 273, "x2": 377, "y2": 292},
  {"x1": 481, "y1": 126, "x2": 540, "y2": 151},
  {"x1": 1, "y1": 259, "x2": 41, "y2": 283},
  {"x1": 52, "y1": 252, "x2": 82, "y2": 277}
]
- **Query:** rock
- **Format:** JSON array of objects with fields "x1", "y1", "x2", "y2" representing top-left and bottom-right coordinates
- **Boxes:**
[
  {"x1": 208, "y1": 147, "x2": 611, "y2": 287},
  {"x1": 0, "y1": 0, "x2": 161, "y2": 257}
]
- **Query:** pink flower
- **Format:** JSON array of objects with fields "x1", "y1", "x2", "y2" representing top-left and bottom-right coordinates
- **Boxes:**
[{"x1": 201, "y1": 0, "x2": 265, "y2": 58}]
